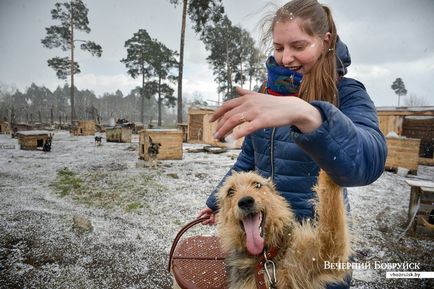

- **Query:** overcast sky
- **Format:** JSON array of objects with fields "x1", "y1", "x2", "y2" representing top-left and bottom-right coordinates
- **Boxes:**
[{"x1": 1, "y1": 0, "x2": 433, "y2": 107}]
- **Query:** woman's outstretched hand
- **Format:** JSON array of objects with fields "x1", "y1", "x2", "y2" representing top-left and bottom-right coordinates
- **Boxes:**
[{"x1": 211, "y1": 87, "x2": 323, "y2": 142}]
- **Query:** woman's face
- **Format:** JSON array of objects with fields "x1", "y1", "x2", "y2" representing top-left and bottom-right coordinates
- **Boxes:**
[{"x1": 272, "y1": 18, "x2": 329, "y2": 74}]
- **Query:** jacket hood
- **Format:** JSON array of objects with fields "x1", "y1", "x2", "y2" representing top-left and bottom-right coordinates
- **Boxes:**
[{"x1": 336, "y1": 36, "x2": 351, "y2": 76}]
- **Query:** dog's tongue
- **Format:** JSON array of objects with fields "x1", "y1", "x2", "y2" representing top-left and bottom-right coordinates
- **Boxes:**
[{"x1": 242, "y1": 213, "x2": 264, "y2": 256}]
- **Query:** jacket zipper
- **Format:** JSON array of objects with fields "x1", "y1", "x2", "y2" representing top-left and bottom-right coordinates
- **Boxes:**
[{"x1": 271, "y1": 128, "x2": 276, "y2": 180}]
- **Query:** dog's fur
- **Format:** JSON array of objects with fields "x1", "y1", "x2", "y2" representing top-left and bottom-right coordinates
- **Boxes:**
[
  {"x1": 217, "y1": 170, "x2": 350, "y2": 289},
  {"x1": 95, "y1": 136, "x2": 103, "y2": 146},
  {"x1": 147, "y1": 136, "x2": 161, "y2": 167},
  {"x1": 42, "y1": 136, "x2": 52, "y2": 152}
]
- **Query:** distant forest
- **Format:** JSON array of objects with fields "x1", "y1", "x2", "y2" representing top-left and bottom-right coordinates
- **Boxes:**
[{"x1": 0, "y1": 83, "x2": 208, "y2": 126}]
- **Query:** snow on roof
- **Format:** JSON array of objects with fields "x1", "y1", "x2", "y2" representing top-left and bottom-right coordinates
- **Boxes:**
[
  {"x1": 16, "y1": 130, "x2": 51, "y2": 136},
  {"x1": 376, "y1": 106, "x2": 434, "y2": 112},
  {"x1": 146, "y1": 128, "x2": 181, "y2": 132}
]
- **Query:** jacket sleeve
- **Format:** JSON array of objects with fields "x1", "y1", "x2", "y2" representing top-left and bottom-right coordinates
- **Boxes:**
[
  {"x1": 205, "y1": 135, "x2": 256, "y2": 211},
  {"x1": 292, "y1": 78, "x2": 387, "y2": 187}
]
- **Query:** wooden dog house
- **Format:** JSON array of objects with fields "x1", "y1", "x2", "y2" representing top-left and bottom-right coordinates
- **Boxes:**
[
  {"x1": 133, "y1": 122, "x2": 145, "y2": 134},
  {"x1": 385, "y1": 136, "x2": 421, "y2": 173},
  {"x1": 139, "y1": 129, "x2": 183, "y2": 160},
  {"x1": 70, "y1": 120, "x2": 96, "y2": 136},
  {"x1": 105, "y1": 127, "x2": 132, "y2": 143},
  {"x1": 0, "y1": 120, "x2": 10, "y2": 134},
  {"x1": 188, "y1": 107, "x2": 244, "y2": 148},
  {"x1": 16, "y1": 130, "x2": 51, "y2": 150},
  {"x1": 377, "y1": 107, "x2": 434, "y2": 167}
]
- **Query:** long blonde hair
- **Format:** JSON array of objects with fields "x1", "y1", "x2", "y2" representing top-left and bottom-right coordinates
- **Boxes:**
[{"x1": 261, "y1": 0, "x2": 338, "y2": 105}]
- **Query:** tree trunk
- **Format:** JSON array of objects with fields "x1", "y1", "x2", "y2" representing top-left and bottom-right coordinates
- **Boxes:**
[
  {"x1": 225, "y1": 40, "x2": 232, "y2": 99},
  {"x1": 50, "y1": 106, "x2": 54, "y2": 125},
  {"x1": 141, "y1": 70, "x2": 145, "y2": 124},
  {"x1": 240, "y1": 54, "x2": 243, "y2": 89},
  {"x1": 249, "y1": 74, "x2": 252, "y2": 91},
  {"x1": 70, "y1": 2, "x2": 76, "y2": 124},
  {"x1": 38, "y1": 111, "x2": 42, "y2": 123},
  {"x1": 177, "y1": 0, "x2": 188, "y2": 124},
  {"x1": 158, "y1": 77, "x2": 162, "y2": 127}
]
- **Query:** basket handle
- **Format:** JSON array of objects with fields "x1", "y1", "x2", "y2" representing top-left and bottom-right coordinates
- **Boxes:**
[{"x1": 167, "y1": 217, "x2": 210, "y2": 272}]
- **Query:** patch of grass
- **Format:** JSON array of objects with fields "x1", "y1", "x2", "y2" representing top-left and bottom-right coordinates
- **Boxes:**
[
  {"x1": 125, "y1": 201, "x2": 143, "y2": 212},
  {"x1": 50, "y1": 168, "x2": 166, "y2": 213},
  {"x1": 50, "y1": 167, "x2": 83, "y2": 197},
  {"x1": 173, "y1": 219, "x2": 182, "y2": 226}
]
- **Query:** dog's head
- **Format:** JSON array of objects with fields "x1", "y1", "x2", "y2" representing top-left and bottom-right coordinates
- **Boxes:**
[
  {"x1": 217, "y1": 171, "x2": 294, "y2": 256},
  {"x1": 147, "y1": 136, "x2": 161, "y2": 156}
]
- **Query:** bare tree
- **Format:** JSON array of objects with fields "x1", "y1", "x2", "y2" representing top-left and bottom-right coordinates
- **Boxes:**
[{"x1": 404, "y1": 93, "x2": 428, "y2": 107}]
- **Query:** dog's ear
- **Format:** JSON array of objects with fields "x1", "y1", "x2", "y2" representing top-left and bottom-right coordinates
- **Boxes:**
[
  {"x1": 149, "y1": 136, "x2": 153, "y2": 143},
  {"x1": 265, "y1": 177, "x2": 276, "y2": 191}
]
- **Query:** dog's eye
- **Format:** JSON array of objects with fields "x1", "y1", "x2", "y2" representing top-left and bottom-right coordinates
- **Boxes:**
[
  {"x1": 253, "y1": 182, "x2": 262, "y2": 189},
  {"x1": 227, "y1": 188, "x2": 235, "y2": 198}
]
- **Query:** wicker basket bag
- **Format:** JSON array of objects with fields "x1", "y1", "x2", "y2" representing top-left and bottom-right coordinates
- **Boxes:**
[{"x1": 168, "y1": 217, "x2": 228, "y2": 289}]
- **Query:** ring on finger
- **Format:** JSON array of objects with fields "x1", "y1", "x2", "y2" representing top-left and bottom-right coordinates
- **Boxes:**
[{"x1": 239, "y1": 112, "x2": 248, "y2": 123}]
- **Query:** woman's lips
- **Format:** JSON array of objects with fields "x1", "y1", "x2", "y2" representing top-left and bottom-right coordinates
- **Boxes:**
[{"x1": 287, "y1": 66, "x2": 302, "y2": 71}]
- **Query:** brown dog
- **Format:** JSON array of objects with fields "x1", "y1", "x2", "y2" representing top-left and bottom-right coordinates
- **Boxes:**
[{"x1": 217, "y1": 170, "x2": 350, "y2": 289}]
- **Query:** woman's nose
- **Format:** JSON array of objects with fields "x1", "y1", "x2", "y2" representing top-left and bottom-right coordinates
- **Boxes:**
[{"x1": 282, "y1": 49, "x2": 294, "y2": 66}]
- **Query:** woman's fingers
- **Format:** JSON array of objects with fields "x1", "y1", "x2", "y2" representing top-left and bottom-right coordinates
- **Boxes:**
[
  {"x1": 210, "y1": 87, "x2": 257, "y2": 123},
  {"x1": 235, "y1": 86, "x2": 253, "y2": 96},
  {"x1": 197, "y1": 207, "x2": 217, "y2": 225},
  {"x1": 209, "y1": 97, "x2": 241, "y2": 123},
  {"x1": 224, "y1": 118, "x2": 260, "y2": 143},
  {"x1": 214, "y1": 109, "x2": 253, "y2": 140},
  {"x1": 197, "y1": 207, "x2": 211, "y2": 218},
  {"x1": 214, "y1": 107, "x2": 246, "y2": 138}
]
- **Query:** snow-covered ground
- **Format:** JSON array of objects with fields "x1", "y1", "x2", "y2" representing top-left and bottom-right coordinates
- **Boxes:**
[{"x1": 0, "y1": 131, "x2": 433, "y2": 289}]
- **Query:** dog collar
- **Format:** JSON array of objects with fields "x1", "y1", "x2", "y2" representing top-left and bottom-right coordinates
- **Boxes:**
[{"x1": 255, "y1": 246, "x2": 279, "y2": 289}]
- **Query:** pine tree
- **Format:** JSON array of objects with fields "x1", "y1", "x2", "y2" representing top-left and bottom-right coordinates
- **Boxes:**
[
  {"x1": 391, "y1": 77, "x2": 407, "y2": 107},
  {"x1": 121, "y1": 30, "x2": 178, "y2": 126},
  {"x1": 121, "y1": 29, "x2": 155, "y2": 124},
  {"x1": 41, "y1": 0, "x2": 102, "y2": 123}
]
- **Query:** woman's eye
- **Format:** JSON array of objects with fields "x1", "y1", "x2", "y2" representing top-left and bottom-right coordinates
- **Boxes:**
[
  {"x1": 293, "y1": 45, "x2": 305, "y2": 51},
  {"x1": 274, "y1": 47, "x2": 283, "y2": 52},
  {"x1": 254, "y1": 182, "x2": 262, "y2": 189},
  {"x1": 227, "y1": 188, "x2": 235, "y2": 197}
]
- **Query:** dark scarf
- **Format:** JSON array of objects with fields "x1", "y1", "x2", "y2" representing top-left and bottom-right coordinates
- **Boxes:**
[{"x1": 262, "y1": 56, "x2": 303, "y2": 96}]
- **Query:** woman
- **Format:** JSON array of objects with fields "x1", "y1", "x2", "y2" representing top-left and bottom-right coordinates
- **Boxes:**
[{"x1": 199, "y1": 0, "x2": 387, "y2": 287}]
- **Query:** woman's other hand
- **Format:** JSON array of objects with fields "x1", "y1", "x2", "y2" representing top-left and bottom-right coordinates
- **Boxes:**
[{"x1": 197, "y1": 207, "x2": 217, "y2": 225}]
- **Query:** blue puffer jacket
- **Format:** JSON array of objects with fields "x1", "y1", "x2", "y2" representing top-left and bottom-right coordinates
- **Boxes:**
[
  {"x1": 205, "y1": 39, "x2": 387, "y2": 221},
  {"x1": 206, "y1": 77, "x2": 387, "y2": 219}
]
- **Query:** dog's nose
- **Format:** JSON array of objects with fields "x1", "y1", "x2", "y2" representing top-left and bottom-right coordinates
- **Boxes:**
[{"x1": 238, "y1": 196, "x2": 255, "y2": 210}]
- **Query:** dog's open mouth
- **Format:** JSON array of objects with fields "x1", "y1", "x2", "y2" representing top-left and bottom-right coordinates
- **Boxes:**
[{"x1": 241, "y1": 211, "x2": 265, "y2": 256}]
